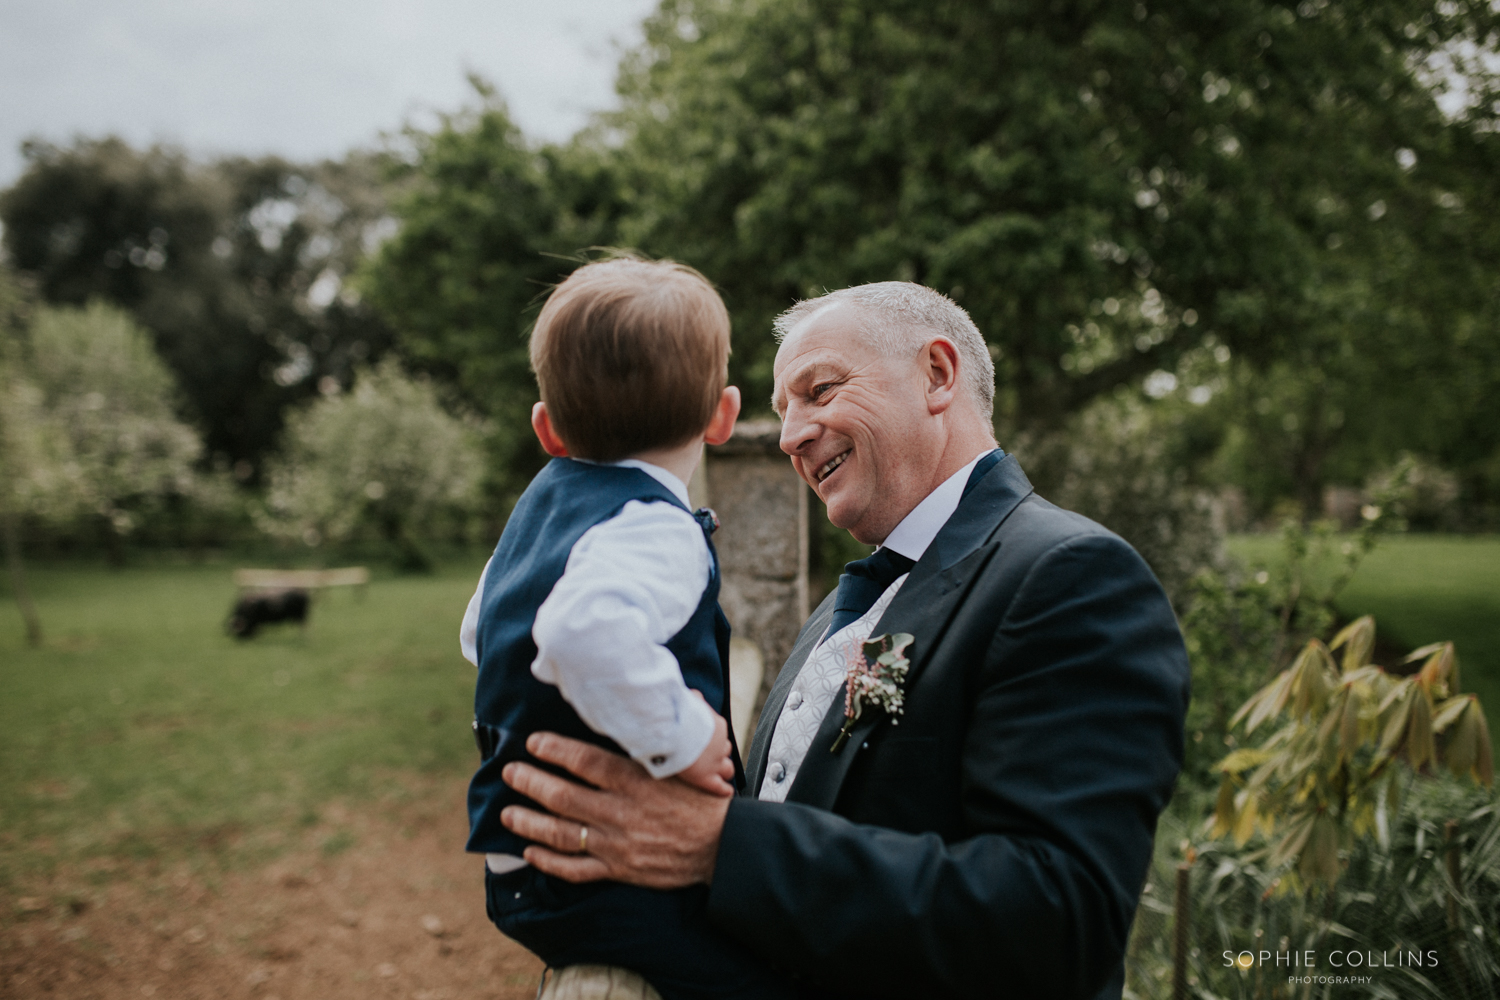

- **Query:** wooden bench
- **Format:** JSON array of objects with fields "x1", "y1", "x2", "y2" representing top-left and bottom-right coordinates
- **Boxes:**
[{"x1": 232, "y1": 567, "x2": 370, "y2": 593}]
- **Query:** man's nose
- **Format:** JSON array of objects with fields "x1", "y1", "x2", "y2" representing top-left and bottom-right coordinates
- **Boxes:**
[{"x1": 778, "y1": 403, "x2": 817, "y2": 456}]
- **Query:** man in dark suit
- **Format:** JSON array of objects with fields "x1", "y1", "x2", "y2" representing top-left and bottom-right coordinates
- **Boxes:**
[{"x1": 500, "y1": 282, "x2": 1191, "y2": 999}]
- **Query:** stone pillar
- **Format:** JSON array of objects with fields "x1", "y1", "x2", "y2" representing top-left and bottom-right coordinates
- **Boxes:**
[{"x1": 695, "y1": 420, "x2": 808, "y2": 745}]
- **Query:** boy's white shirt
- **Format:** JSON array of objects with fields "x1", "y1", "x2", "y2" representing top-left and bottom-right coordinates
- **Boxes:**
[{"x1": 459, "y1": 458, "x2": 718, "y2": 786}]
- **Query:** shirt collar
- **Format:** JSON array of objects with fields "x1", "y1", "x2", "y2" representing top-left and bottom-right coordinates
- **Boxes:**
[
  {"x1": 600, "y1": 457, "x2": 692, "y2": 507},
  {"x1": 880, "y1": 449, "x2": 997, "y2": 562}
]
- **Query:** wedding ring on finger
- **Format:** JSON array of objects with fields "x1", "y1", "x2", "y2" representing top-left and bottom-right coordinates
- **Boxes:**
[{"x1": 578, "y1": 825, "x2": 589, "y2": 854}]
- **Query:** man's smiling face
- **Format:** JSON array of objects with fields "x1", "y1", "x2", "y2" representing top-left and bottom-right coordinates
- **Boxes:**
[{"x1": 772, "y1": 304, "x2": 941, "y2": 545}]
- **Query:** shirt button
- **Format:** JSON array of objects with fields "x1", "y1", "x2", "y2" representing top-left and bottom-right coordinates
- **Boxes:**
[
  {"x1": 650, "y1": 755, "x2": 667, "y2": 767},
  {"x1": 788, "y1": 691, "x2": 803, "y2": 710},
  {"x1": 770, "y1": 762, "x2": 786, "y2": 783}
]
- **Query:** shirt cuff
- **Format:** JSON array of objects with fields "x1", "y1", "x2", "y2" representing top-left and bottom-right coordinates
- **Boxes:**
[{"x1": 636, "y1": 691, "x2": 717, "y2": 780}]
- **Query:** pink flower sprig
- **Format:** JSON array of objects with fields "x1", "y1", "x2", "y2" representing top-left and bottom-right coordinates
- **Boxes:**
[{"x1": 830, "y1": 632, "x2": 914, "y2": 752}]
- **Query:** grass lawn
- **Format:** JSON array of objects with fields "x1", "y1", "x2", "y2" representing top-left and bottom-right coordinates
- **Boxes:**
[
  {"x1": 0, "y1": 554, "x2": 490, "y2": 886},
  {"x1": 6, "y1": 538, "x2": 1491, "y2": 892},
  {"x1": 1227, "y1": 533, "x2": 1500, "y2": 770}
]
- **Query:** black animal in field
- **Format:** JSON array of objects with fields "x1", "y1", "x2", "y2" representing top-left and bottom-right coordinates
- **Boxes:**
[{"x1": 227, "y1": 589, "x2": 310, "y2": 639}]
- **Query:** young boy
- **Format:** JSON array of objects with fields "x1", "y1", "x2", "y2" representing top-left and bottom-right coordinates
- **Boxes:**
[{"x1": 459, "y1": 258, "x2": 792, "y2": 1000}]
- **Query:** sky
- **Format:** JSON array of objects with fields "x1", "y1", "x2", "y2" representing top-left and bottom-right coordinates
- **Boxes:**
[{"x1": 0, "y1": 0, "x2": 660, "y2": 186}]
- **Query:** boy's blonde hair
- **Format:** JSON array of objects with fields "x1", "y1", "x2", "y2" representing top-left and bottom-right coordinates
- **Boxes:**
[{"x1": 530, "y1": 257, "x2": 731, "y2": 462}]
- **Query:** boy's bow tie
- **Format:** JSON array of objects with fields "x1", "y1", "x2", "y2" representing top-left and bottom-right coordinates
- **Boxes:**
[{"x1": 693, "y1": 507, "x2": 719, "y2": 535}]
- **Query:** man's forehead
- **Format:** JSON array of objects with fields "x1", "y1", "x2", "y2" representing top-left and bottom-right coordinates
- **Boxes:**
[
  {"x1": 784, "y1": 300, "x2": 847, "y2": 345},
  {"x1": 774, "y1": 301, "x2": 854, "y2": 374}
]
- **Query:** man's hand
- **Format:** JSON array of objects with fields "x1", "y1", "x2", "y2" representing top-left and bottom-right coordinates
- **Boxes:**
[{"x1": 500, "y1": 732, "x2": 732, "y2": 888}]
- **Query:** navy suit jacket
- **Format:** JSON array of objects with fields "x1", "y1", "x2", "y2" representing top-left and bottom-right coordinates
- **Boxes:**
[{"x1": 707, "y1": 454, "x2": 1190, "y2": 999}]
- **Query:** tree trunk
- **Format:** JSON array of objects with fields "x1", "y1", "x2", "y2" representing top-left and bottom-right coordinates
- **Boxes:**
[
  {"x1": 101, "y1": 513, "x2": 127, "y2": 568},
  {"x1": 381, "y1": 513, "x2": 432, "y2": 574},
  {"x1": 1292, "y1": 393, "x2": 1340, "y2": 525},
  {"x1": 2, "y1": 507, "x2": 42, "y2": 646}
]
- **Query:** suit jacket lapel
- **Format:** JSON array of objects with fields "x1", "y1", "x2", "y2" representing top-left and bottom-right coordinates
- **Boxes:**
[
  {"x1": 744, "y1": 592, "x2": 837, "y2": 796},
  {"x1": 786, "y1": 455, "x2": 1035, "y2": 810}
]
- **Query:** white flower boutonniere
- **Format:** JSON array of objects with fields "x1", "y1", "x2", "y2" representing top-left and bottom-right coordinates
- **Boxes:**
[{"x1": 830, "y1": 632, "x2": 914, "y2": 753}]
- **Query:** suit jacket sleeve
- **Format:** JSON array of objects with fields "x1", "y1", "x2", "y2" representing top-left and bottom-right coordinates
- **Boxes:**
[{"x1": 706, "y1": 532, "x2": 1189, "y2": 999}]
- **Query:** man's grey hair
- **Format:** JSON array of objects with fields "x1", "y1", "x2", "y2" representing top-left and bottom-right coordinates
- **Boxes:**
[
  {"x1": 773, "y1": 282, "x2": 996, "y2": 418},
  {"x1": 774, "y1": 281, "x2": 996, "y2": 419}
]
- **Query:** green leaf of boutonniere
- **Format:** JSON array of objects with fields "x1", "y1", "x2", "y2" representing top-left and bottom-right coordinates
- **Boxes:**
[{"x1": 831, "y1": 632, "x2": 914, "y2": 752}]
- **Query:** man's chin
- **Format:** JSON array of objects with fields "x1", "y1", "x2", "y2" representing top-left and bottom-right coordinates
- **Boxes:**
[
  {"x1": 824, "y1": 499, "x2": 878, "y2": 545},
  {"x1": 822, "y1": 495, "x2": 855, "y2": 530}
]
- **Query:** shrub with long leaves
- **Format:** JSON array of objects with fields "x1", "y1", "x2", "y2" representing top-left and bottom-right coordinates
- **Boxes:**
[
  {"x1": 1143, "y1": 784, "x2": 1500, "y2": 1000},
  {"x1": 1211, "y1": 616, "x2": 1493, "y2": 890}
]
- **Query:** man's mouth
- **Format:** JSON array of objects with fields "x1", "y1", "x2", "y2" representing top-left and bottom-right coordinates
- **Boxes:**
[{"x1": 815, "y1": 450, "x2": 851, "y2": 483}]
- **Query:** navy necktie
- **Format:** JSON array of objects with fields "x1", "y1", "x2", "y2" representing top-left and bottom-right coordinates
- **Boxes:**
[
  {"x1": 825, "y1": 450, "x2": 1001, "y2": 637},
  {"x1": 828, "y1": 547, "x2": 917, "y2": 636}
]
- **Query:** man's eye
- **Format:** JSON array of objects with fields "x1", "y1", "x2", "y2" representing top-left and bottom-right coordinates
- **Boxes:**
[{"x1": 810, "y1": 382, "x2": 834, "y2": 400}]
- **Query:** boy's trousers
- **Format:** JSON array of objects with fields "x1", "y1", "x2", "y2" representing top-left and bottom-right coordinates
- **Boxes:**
[{"x1": 485, "y1": 865, "x2": 795, "y2": 1000}]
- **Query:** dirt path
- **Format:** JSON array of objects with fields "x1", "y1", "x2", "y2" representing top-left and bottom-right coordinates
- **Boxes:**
[{"x1": 2, "y1": 777, "x2": 544, "y2": 1000}]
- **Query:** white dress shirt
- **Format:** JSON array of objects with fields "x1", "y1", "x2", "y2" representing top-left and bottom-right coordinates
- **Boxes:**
[
  {"x1": 460, "y1": 459, "x2": 717, "y2": 780},
  {"x1": 758, "y1": 449, "x2": 994, "y2": 801}
]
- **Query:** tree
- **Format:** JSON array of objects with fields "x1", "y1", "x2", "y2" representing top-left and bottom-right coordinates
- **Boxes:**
[
  {"x1": 361, "y1": 86, "x2": 625, "y2": 506},
  {"x1": 1, "y1": 295, "x2": 205, "y2": 641},
  {"x1": 354, "y1": 0, "x2": 1500, "y2": 518},
  {"x1": 258, "y1": 360, "x2": 482, "y2": 571},
  {"x1": 0, "y1": 269, "x2": 53, "y2": 644},
  {"x1": 606, "y1": 0, "x2": 1500, "y2": 437},
  {"x1": 1173, "y1": 198, "x2": 1500, "y2": 520},
  {"x1": 1019, "y1": 392, "x2": 1221, "y2": 605},
  {"x1": 23, "y1": 303, "x2": 204, "y2": 562},
  {"x1": 0, "y1": 138, "x2": 398, "y2": 475}
]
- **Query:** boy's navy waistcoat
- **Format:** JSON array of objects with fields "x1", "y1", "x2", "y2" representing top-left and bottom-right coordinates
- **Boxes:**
[{"x1": 467, "y1": 457, "x2": 735, "y2": 856}]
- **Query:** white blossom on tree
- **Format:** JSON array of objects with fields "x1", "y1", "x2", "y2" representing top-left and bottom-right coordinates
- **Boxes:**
[
  {"x1": 1, "y1": 354, "x2": 76, "y2": 644},
  {"x1": 1, "y1": 367, "x2": 84, "y2": 522},
  {"x1": 2, "y1": 297, "x2": 204, "y2": 639},
  {"x1": 24, "y1": 302, "x2": 202, "y2": 538}
]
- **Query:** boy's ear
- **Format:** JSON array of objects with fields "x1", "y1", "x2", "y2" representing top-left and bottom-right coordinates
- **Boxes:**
[
  {"x1": 703, "y1": 387, "x2": 741, "y2": 447},
  {"x1": 531, "y1": 402, "x2": 570, "y2": 457}
]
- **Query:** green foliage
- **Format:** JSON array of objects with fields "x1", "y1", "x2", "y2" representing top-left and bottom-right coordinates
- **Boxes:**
[
  {"x1": 1180, "y1": 564, "x2": 1284, "y2": 786},
  {"x1": 21, "y1": 303, "x2": 203, "y2": 535},
  {"x1": 0, "y1": 300, "x2": 214, "y2": 583},
  {"x1": 360, "y1": 88, "x2": 624, "y2": 507},
  {"x1": 1367, "y1": 455, "x2": 1462, "y2": 531},
  {"x1": 0, "y1": 279, "x2": 73, "y2": 524},
  {"x1": 1129, "y1": 779, "x2": 1500, "y2": 999},
  {"x1": 1021, "y1": 393, "x2": 1223, "y2": 605},
  {"x1": 1180, "y1": 479, "x2": 1411, "y2": 783},
  {"x1": 347, "y1": 0, "x2": 1500, "y2": 527},
  {"x1": 1211, "y1": 618, "x2": 1491, "y2": 886},
  {"x1": 7, "y1": 3, "x2": 1500, "y2": 530},
  {"x1": 607, "y1": 0, "x2": 1500, "y2": 433},
  {"x1": 0, "y1": 270, "x2": 49, "y2": 643},
  {"x1": 1197, "y1": 309, "x2": 1500, "y2": 522},
  {"x1": 1334, "y1": 534, "x2": 1500, "y2": 765},
  {"x1": 0, "y1": 138, "x2": 398, "y2": 472},
  {"x1": 258, "y1": 361, "x2": 482, "y2": 571}
]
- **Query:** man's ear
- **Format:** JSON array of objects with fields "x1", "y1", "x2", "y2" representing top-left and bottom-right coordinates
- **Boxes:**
[
  {"x1": 531, "y1": 402, "x2": 570, "y2": 457},
  {"x1": 703, "y1": 387, "x2": 742, "y2": 446},
  {"x1": 924, "y1": 338, "x2": 962, "y2": 415}
]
